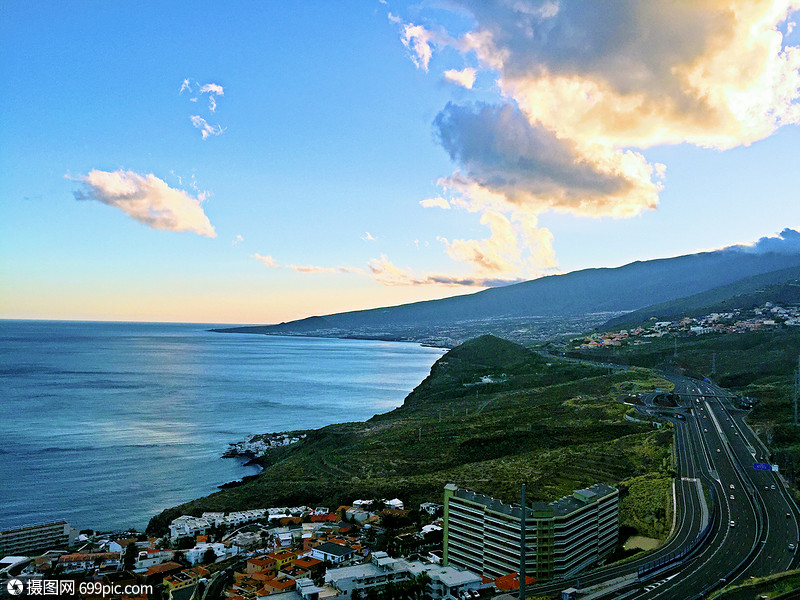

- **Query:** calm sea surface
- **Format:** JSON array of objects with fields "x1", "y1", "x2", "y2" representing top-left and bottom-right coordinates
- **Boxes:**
[{"x1": 0, "y1": 321, "x2": 444, "y2": 532}]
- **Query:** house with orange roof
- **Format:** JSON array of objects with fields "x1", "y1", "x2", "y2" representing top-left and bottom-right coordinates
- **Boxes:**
[
  {"x1": 290, "y1": 557, "x2": 324, "y2": 579},
  {"x1": 163, "y1": 566, "x2": 210, "y2": 593},
  {"x1": 266, "y1": 550, "x2": 298, "y2": 570},
  {"x1": 261, "y1": 576, "x2": 296, "y2": 594},
  {"x1": 247, "y1": 556, "x2": 278, "y2": 576}
]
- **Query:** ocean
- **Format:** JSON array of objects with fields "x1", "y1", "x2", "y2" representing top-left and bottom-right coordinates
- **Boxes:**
[{"x1": 0, "y1": 320, "x2": 444, "y2": 533}]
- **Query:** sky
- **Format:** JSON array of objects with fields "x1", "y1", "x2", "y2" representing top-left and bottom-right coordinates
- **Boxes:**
[{"x1": 2, "y1": 0, "x2": 800, "y2": 324}]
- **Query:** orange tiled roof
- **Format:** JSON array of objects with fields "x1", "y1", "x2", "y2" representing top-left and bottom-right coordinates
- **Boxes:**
[
  {"x1": 248, "y1": 557, "x2": 277, "y2": 568},
  {"x1": 145, "y1": 562, "x2": 182, "y2": 576},
  {"x1": 292, "y1": 557, "x2": 322, "y2": 569},
  {"x1": 265, "y1": 578, "x2": 296, "y2": 591},
  {"x1": 494, "y1": 572, "x2": 537, "y2": 591}
]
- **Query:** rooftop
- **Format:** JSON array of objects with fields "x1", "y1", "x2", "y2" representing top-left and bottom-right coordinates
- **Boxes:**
[
  {"x1": 449, "y1": 482, "x2": 617, "y2": 518},
  {"x1": 313, "y1": 542, "x2": 354, "y2": 557}
]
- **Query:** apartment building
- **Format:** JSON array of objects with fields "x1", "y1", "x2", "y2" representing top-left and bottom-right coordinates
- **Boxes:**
[
  {"x1": 443, "y1": 483, "x2": 618, "y2": 582},
  {"x1": 0, "y1": 521, "x2": 76, "y2": 556}
]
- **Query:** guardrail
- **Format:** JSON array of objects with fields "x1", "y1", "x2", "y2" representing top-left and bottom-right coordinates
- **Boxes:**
[{"x1": 637, "y1": 484, "x2": 717, "y2": 579}]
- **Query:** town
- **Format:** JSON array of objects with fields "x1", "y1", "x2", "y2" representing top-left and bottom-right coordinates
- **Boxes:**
[
  {"x1": 572, "y1": 302, "x2": 800, "y2": 349},
  {"x1": 1, "y1": 482, "x2": 621, "y2": 600}
]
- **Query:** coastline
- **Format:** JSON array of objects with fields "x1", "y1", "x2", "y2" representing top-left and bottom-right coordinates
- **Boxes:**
[{"x1": 1, "y1": 323, "x2": 445, "y2": 533}]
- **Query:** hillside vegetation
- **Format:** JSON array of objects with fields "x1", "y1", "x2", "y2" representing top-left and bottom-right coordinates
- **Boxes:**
[
  {"x1": 148, "y1": 335, "x2": 674, "y2": 539},
  {"x1": 569, "y1": 328, "x2": 800, "y2": 497}
]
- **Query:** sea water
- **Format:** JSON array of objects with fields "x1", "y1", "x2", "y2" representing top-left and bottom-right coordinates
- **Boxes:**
[{"x1": 0, "y1": 320, "x2": 444, "y2": 532}]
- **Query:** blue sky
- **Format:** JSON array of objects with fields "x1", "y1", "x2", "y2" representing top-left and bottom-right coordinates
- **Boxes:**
[{"x1": 2, "y1": 1, "x2": 800, "y2": 323}]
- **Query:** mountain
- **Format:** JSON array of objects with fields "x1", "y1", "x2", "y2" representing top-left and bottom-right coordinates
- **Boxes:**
[
  {"x1": 214, "y1": 249, "x2": 800, "y2": 345},
  {"x1": 601, "y1": 264, "x2": 800, "y2": 330}
]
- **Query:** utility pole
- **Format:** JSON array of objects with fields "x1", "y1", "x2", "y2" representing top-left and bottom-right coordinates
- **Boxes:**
[
  {"x1": 519, "y1": 483, "x2": 527, "y2": 600},
  {"x1": 794, "y1": 355, "x2": 799, "y2": 426}
]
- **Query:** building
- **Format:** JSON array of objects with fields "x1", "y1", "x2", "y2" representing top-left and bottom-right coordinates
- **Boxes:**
[
  {"x1": 163, "y1": 566, "x2": 210, "y2": 594},
  {"x1": 0, "y1": 521, "x2": 76, "y2": 556},
  {"x1": 169, "y1": 516, "x2": 212, "y2": 540},
  {"x1": 57, "y1": 552, "x2": 121, "y2": 574},
  {"x1": 185, "y1": 542, "x2": 229, "y2": 565},
  {"x1": 325, "y1": 551, "x2": 485, "y2": 600},
  {"x1": 443, "y1": 483, "x2": 618, "y2": 582},
  {"x1": 310, "y1": 542, "x2": 355, "y2": 565}
]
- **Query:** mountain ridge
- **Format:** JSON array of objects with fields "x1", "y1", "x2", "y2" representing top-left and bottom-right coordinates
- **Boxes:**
[{"x1": 214, "y1": 249, "x2": 800, "y2": 344}]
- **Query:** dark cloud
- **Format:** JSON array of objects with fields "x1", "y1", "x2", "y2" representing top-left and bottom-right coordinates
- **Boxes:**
[{"x1": 434, "y1": 101, "x2": 635, "y2": 207}]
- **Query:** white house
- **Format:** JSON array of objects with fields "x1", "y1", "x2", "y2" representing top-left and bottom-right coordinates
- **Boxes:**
[
  {"x1": 310, "y1": 542, "x2": 356, "y2": 565},
  {"x1": 185, "y1": 543, "x2": 229, "y2": 566}
]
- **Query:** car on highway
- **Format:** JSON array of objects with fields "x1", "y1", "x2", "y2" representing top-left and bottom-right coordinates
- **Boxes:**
[
  {"x1": 704, "y1": 428, "x2": 708, "y2": 432},
  {"x1": 771, "y1": 484, "x2": 776, "y2": 490},
  {"x1": 717, "y1": 448, "x2": 721, "y2": 453},
  {"x1": 730, "y1": 494, "x2": 734, "y2": 500},
  {"x1": 730, "y1": 484, "x2": 735, "y2": 489},
  {"x1": 790, "y1": 543, "x2": 796, "y2": 551},
  {"x1": 730, "y1": 520, "x2": 735, "y2": 527}
]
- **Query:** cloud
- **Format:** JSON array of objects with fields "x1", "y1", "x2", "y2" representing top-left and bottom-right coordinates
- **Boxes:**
[
  {"x1": 190, "y1": 115, "x2": 225, "y2": 139},
  {"x1": 389, "y1": 0, "x2": 800, "y2": 282},
  {"x1": 361, "y1": 231, "x2": 378, "y2": 241},
  {"x1": 367, "y1": 254, "x2": 522, "y2": 287},
  {"x1": 73, "y1": 169, "x2": 216, "y2": 237},
  {"x1": 420, "y1": 196, "x2": 452, "y2": 209},
  {"x1": 401, "y1": 23, "x2": 438, "y2": 71},
  {"x1": 289, "y1": 264, "x2": 365, "y2": 275},
  {"x1": 444, "y1": 68, "x2": 476, "y2": 89},
  {"x1": 179, "y1": 78, "x2": 192, "y2": 94},
  {"x1": 209, "y1": 96, "x2": 217, "y2": 113},
  {"x1": 233, "y1": 234, "x2": 244, "y2": 246},
  {"x1": 725, "y1": 228, "x2": 800, "y2": 255},
  {"x1": 252, "y1": 254, "x2": 365, "y2": 275},
  {"x1": 435, "y1": 102, "x2": 661, "y2": 217},
  {"x1": 198, "y1": 83, "x2": 224, "y2": 96},
  {"x1": 253, "y1": 253, "x2": 280, "y2": 268}
]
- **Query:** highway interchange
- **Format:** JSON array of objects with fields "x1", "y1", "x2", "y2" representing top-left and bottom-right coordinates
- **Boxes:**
[{"x1": 529, "y1": 375, "x2": 800, "y2": 599}]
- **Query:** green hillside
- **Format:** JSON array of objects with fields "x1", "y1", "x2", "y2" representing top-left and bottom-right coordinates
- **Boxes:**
[
  {"x1": 147, "y1": 335, "x2": 675, "y2": 540},
  {"x1": 569, "y1": 328, "x2": 800, "y2": 497}
]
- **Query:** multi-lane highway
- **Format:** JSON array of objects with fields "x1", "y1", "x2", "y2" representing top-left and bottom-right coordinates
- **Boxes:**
[{"x1": 529, "y1": 374, "x2": 800, "y2": 599}]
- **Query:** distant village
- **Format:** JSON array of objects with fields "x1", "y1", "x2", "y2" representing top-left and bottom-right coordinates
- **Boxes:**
[{"x1": 573, "y1": 302, "x2": 800, "y2": 349}]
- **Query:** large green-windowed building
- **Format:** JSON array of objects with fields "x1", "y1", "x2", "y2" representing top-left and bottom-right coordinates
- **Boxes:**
[{"x1": 443, "y1": 483, "x2": 618, "y2": 582}]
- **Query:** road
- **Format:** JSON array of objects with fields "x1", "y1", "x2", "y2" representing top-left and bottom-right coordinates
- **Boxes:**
[{"x1": 528, "y1": 375, "x2": 800, "y2": 599}]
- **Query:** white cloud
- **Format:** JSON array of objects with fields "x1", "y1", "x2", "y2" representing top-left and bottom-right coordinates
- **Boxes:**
[
  {"x1": 209, "y1": 96, "x2": 217, "y2": 113},
  {"x1": 73, "y1": 169, "x2": 216, "y2": 238},
  {"x1": 253, "y1": 253, "x2": 280, "y2": 268},
  {"x1": 444, "y1": 68, "x2": 476, "y2": 89},
  {"x1": 420, "y1": 196, "x2": 452, "y2": 210},
  {"x1": 233, "y1": 234, "x2": 244, "y2": 246},
  {"x1": 361, "y1": 231, "x2": 378, "y2": 241},
  {"x1": 401, "y1": 23, "x2": 438, "y2": 71},
  {"x1": 390, "y1": 0, "x2": 800, "y2": 281},
  {"x1": 198, "y1": 83, "x2": 224, "y2": 96},
  {"x1": 179, "y1": 78, "x2": 192, "y2": 94},
  {"x1": 367, "y1": 254, "x2": 521, "y2": 287},
  {"x1": 190, "y1": 115, "x2": 225, "y2": 139},
  {"x1": 289, "y1": 264, "x2": 365, "y2": 275}
]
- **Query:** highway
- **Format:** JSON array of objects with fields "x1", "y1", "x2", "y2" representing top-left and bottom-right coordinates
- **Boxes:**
[{"x1": 528, "y1": 375, "x2": 800, "y2": 599}]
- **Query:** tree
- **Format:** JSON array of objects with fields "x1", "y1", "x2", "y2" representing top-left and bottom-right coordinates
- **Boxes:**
[
  {"x1": 123, "y1": 542, "x2": 139, "y2": 571},
  {"x1": 351, "y1": 589, "x2": 363, "y2": 600},
  {"x1": 203, "y1": 548, "x2": 218, "y2": 564}
]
